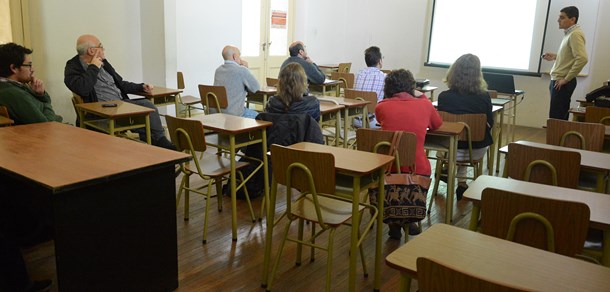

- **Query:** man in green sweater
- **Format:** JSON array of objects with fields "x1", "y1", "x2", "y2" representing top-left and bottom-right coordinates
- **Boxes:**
[
  {"x1": 542, "y1": 6, "x2": 588, "y2": 120},
  {"x1": 0, "y1": 43, "x2": 62, "y2": 125}
]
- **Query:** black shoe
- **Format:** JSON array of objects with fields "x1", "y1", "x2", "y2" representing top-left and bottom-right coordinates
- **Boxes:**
[
  {"x1": 456, "y1": 184, "x2": 468, "y2": 201},
  {"x1": 408, "y1": 222, "x2": 421, "y2": 236},
  {"x1": 25, "y1": 279, "x2": 52, "y2": 292},
  {"x1": 388, "y1": 223, "x2": 402, "y2": 240},
  {"x1": 153, "y1": 136, "x2": 177, "y2": 150}
]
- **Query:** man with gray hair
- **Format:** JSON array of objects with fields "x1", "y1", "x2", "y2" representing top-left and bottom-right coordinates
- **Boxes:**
[
  {"x1": 64, "y1": 34, "x2": 175, "y2": 150},
  {"x1": 213, "y1": 45, "x2": 260, "y2": 118},
  {"x1": 280, "y1": 41, "x2": 325, "y2": 85}
]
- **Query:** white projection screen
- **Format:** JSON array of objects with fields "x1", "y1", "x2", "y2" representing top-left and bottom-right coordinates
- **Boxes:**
[{"x1": 426, "y1": 0, "x2": 551, "y2": 76}]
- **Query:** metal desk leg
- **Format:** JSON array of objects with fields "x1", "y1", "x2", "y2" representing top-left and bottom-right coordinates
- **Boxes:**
[
  {"x1": 349, "y1": 176, "x2": 362, "y2": 291},
  {"x1": 445, "y1": 135, "x2": 457, "y2": 224},
  {"x1": 261, "y1": 178, "x2": 278, "y2": 287},
  {"x1": 374, "y1": 170, "x2": 385, "y2": 291},
  {"x1": 399, "y1": 274, "x2": 412, "y2": 292},
  {"x1": 495, "y1": 109, "x2": 505, "y2": 173},
  {"x1": 603, "y1": 230, "x2": 610, "y2": 267},
  {"x1": 343, "y1": 108, "x2": 350, "y2": 148},
  {"x1": 229, "y1": 135, "x2": 238, "y2": 241},
  {"x1": 469, "y1": 204, "x2": 480, "y2": 231},
  {"x1": 145, "y1": 115, "x2": 151, "y2": 144}
]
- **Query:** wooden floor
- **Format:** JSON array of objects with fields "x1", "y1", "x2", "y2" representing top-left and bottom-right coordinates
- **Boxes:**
[{"x1": 24, "y1": 125, "x2": 546, "y2": 291}]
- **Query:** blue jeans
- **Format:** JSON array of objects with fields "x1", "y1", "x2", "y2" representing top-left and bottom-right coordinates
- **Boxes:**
[{"x1": 241, "y1": 108, "x2": 259, "y2": 119}]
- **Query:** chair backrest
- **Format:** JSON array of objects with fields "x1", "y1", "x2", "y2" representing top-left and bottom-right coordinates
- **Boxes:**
[
  {"x1": 198, "y1": 85, "x2": 228, "y2": 114},
  {"x1": 71, "y1": 93, "x2": 85, "y2": 125},
  {"x1": 270, "y1": 144, "x2": 336, "y2": 195},
  {"x1": 337, "y1": 62, "x2": 351, "y2": 74},
  {"x1": 177, "y1": 71, "x2": 186, "y2": 90},
  {"x1": 381, "y1": 69, "x2": 391, "y2": 74},
  {"x1": 165, "y1": 115, "x2": 207, "y2": 153},
  {"x1": 330, "y1": 72, "x2": 354, "y2": 89},
  {"x1": 356, "y1": 128, "x2": 416, "y2": 172},
  {"x1": 416, "y1": 257, "x2": 528, "y2": 292},
  {"x1": 438, "y1": 111, "x2": 486, "y2": 142},
  {"x1": 266, "y1": 77, "x2": 279, "y2": 87},
  {"x1": 584, "y1": 106, "x2": 610, "y2": 125},
  {"x1": 344, "y1": 88, "x2": 377, "y2": 114},
  {"x1": 546, "y1": 118, "x2": 605, "y2": 152},
  {"x1": 480, "y1": 188, "x2": 590, "y2": 257},
  {"x1": 0, "y1": 105, "x2": 9, "y2": 119},
  {"x1": 506, "y1": 142, "x2": 580, "y2": 189}
]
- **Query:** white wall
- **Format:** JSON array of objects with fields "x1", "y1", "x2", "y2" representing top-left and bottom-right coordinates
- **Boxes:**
[{"x1": 26, "y1": 0, "x2": 610, "y2": 127}]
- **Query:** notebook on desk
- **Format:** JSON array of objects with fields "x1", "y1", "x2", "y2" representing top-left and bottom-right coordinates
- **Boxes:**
[{"x1": 483, "y1": 72, "x2": 524, "y2": 95}]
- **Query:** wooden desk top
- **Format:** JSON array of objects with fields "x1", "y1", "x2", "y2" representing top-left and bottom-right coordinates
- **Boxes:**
[
  {"x1": 317, "y1": 96, "x2": 370, "y2": 107},
  {"x1": 386, "y1": 224, "x2": 610, "y2": 291},
  {"x1": 431, "y1": 101, "x2": 502, "y2": 114},
  {"x1": 491, "y1": 97, "x2": 512, "y2": 106},
  {"x1": 464, "y1": 175, "x2": 610, "y2": 230},
  {"x1": 427, "y1": 122, "x2": 464, "y2": 136},
  {"x1": 0, "y1": 122, "x2": 189, "y2": 192},
  {"x1": 75, "y1": 100, "x2": 154, "y2": 118},
  {"x1": 0, "y1": 115, "x2": 14, "y2": 126},
  {"x1": 320, "y1": 103, "x2": 344, "y2": 114},
  {"x1": 256, "y1": 86, "x2": 277, "y2": 94},
  {"x1": 318, "y1": 64, "x2": 339, "y2": 69},
  {"x1": 287, "y1": 142, "x2": 394, "y2": 176},
  {"x1": 134, "y1": 86, "x2": 182, "y2": 97},
  {"x1": 499, "y1": 140, "x2": 610, "y2": 172},
  {"x1": 188, "y1": 113, "x2": 272, "y2": 134},
  {"x1": 417, "y1": 85, "x2": 438, "y2": 92}
]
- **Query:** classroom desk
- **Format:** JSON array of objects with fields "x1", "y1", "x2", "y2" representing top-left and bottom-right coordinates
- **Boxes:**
[
  {"x1": 133, "y1": 86, "x2": 183, "y2": 114},
  {"x1": 310, "y1": 79, "x2": 342, "y2": 97},
  {"x1": 0, "y1": 122, "x2": 189, "y2": 291},
  {"x1": 318, "y1": 96, "x2": 370, "y2": 148},
  {"x1": 187, "y1": 113, "x2": 272, "y2": 240},
  {"x1": 424, "y1": 122, "x2": 465, "y2": 224},
  {"x1": 464, "y1": 175, "x2": 610, "y2": 267},
  {"x1": 431, "y1": 101, "x2": 504, "y2": 173},
  {"x1": 570, "y1": 106, "x2": 586, "y2": 121},
  {"x1": 246, "y1": 86, "x2": 277, "y2": 109},
  {"x1": 0, "y1": 115, "x2": 14, "y2": 126},
  {"x1": 386, "y1": 223, "x2": 610, "y2": 292},
  {"x1": 318, "y1": 64, "x2": 339, "y2": 77},
  {"x1": 417, "y1": 85, "x2": 438, "y2": 101},
  {"x1": 75, "y1": 100, "x2": 154, "y2": 144},
  {"x1": 499, "y1": 140, "x2": 610, "y2": 192},
  {"x1": 492, "y1": 91, "x2": 524, "y2": 144},
  {"x1": 261, "y1": 142, "x2": 394, "y2": 291},
  {"x1": 319, "y1": 101, "x2": 345, "y2": 146}
]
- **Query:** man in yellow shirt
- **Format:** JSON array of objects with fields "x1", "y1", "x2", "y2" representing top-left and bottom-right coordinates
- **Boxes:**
[{"x1": 542, "y1": 6, "x2": 588, "y2": 120}]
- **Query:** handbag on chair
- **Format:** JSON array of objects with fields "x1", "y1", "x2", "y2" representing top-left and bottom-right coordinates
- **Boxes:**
[{"x1": 368, "y1": 131, "x2": 431, "y2": 224}]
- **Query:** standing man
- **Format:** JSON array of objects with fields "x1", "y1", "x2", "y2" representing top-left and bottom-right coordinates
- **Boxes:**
[
  {"x1": 0, "y1": 43, "x2": 63, "y2": 125},
  {"x1": 280, "y1": 41, "x2": 325, "y2": 85},
  {"x1": 213, "y1": 45, "x2": 260, "y2": 118},
  {"x1": 64, "y1": 34, "x2": 175, "y2": 150},
  {"x1": 354, "y1": 46, "x2": 386, "y2": 101},
  {"x1": 542, "y1": 6, "x2": 588, "y2": 120}
]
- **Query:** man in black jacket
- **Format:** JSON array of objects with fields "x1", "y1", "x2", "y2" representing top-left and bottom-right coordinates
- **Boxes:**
[{"x1": 64, "y1": 34, "x2": 175, "y2": 150}]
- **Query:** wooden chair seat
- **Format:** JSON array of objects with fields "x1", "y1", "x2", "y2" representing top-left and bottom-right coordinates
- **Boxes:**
[{"x1": 184, "y1": 156, "x2": 249, "y2": 178}]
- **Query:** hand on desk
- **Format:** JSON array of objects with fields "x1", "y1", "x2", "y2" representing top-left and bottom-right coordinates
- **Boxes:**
[{"x1": 143, "y1": 83, "x2": 154, "y2": 93}]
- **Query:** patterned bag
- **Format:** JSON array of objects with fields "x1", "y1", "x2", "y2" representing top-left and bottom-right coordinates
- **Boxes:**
[{"x1": 368, "y1": 131, "x2": 431, "y2": 224}]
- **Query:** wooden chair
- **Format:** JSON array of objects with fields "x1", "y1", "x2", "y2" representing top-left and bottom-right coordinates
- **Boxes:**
[
  {"x1": 165, "y1": 115, "x2": 255, "y2": 244},
  {"x1": 345, "y1": 88, "x2": 377, "y2": 129},
  {"x1": 506, "y1": 142, "x2": 581, "y2": 189},
  {"x1": 337, "y1": 62, "x2": 351, "y2": 74},
  {"x1": 356, "y1": 128, "x2": 418, "y2": 241},
  {"x1": 197, "y1": 85, "x2": 229, "y2": 115},
  {"x1": 177, "y1": 71, "x2": 202, "y2": 117},
  {"x1": 480, "y1": 188, "x2": 590, "y2": 258},
  {"x1": 430, "y1": 112, "x2": 487, "y2": 206},
  {"x1": 546, "y1": 118, "x2": 605, "y2": 151},
  {"x1": 0, "y1": 105, "x2": 12, "y2": 126},
  {"x1": 584, "y1": 106, "x2": 610, "y2": 125},
  {"x1": 330, "y1": 72, "x2": 354, "y2": 90},
  {"x1": 266, "y1": 77, "x2": 279, "y2": 87},
  {"x1": 416, "y1": 257, "x2": 529, "y2": 292},
  {"x1": 267, "y1": 144, "x2": 374, "y2": 292}
]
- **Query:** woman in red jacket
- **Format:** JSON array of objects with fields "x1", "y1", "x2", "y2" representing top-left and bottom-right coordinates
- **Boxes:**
[{"x1": 375, "y1": 69, "x2": 442, "y2": 239}]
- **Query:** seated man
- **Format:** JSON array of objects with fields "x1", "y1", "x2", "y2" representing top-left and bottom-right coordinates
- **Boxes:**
[
  {"x1": 280, "y1": 41, "x2": 325, "y2": 85},
  {"x1": 354, "y1": 46, "x2": 386, "y2": 101},
  {"x1": 353, "y1": 46, "x2": 385, "y2": 128},
  {"x1": 64, "y1": 34, "x2": 175, "y2": 150},
  {"x1": 213, "y1": 45, "x2": 260, "y2": 119},
  {"x1": 0, "y1": 43, "x2": 63, "y2": 125}
]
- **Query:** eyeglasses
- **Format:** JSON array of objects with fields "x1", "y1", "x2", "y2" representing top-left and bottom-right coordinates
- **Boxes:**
[
  {"x1": 92, "y1": 43, "x2": 104, "y2": 50},
  {"x1": 21, "y1": 62, "x2": 33, "y2": 67}
]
